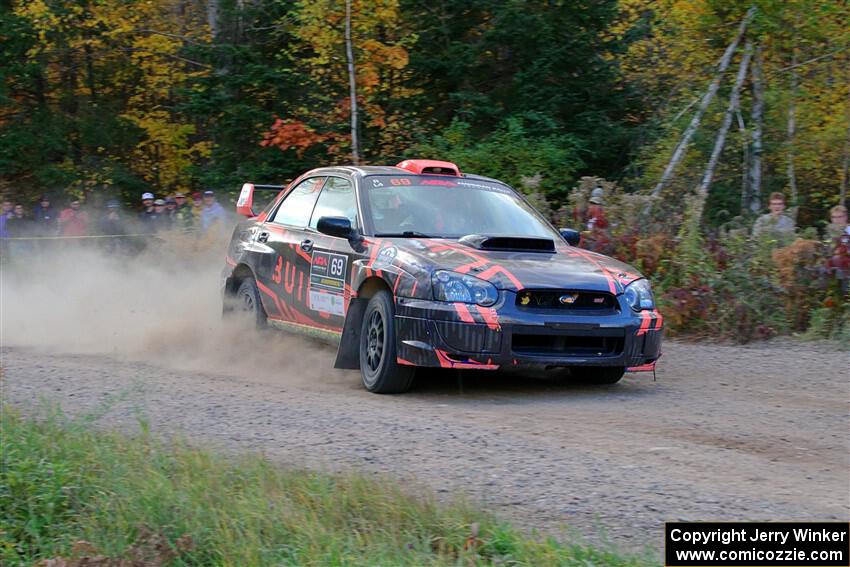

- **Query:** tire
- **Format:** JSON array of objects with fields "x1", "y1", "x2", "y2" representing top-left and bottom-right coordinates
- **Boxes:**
[
  {"x1": 359, "y1": 290, "x2": 415, "y2": 393},
  {"x1": 234, "y1": 278, "x2": 267, "y2": 329},
  {"x1": 570, "y1": 366, "x2": 625, "y2": 385}
]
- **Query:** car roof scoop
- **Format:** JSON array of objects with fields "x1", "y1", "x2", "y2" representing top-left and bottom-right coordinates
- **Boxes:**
[{"x1": 458, "y1": 234, "x2": 555, "y2": 253}]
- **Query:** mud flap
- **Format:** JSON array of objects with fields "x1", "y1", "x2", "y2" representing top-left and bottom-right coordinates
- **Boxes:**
[{"x1": 334, "y1": 297, "x2": 367, "y2": 369}]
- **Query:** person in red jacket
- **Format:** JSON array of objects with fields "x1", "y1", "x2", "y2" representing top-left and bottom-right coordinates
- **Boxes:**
[
  {"x1": 577, "y1": 187, "x2": 611, "y2": 253},
  {"x1": 58, "y1": 199, "x2": 89, "y2": 237}
]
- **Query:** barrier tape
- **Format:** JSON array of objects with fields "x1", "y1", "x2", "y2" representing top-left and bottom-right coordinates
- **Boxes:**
[{"x1": 0, "y1": 230, "x2": 196, "y2": 241}]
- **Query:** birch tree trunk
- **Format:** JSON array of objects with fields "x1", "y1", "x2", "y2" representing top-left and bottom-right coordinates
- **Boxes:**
[
  {"x1": 786, "y1": 40, "x2": 799, "y2": 219},
  {"x1": 842, "y1": 53, "x2": 850, "y2": 207},
  {"x1": 736, "y1": 109, "x2": 749, "y2": 212},
  {"x1": 207, "y1": 0, "x2": 218, "y2": 40},
  {"x1": 650, "y1": 5, "x2": 756, "y2": 198},
  {"x1": 345, "y1": 0, "x2": 360, "y2": 165},
  {"x1": 748, "y1": 44, "x2": 765, "y2": 213},
  {"x1": 694, "y1": 43, "x2": 753, "y2": 220}
]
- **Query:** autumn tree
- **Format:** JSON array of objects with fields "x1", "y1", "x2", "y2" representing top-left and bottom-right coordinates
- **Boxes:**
[
  {"x1": 620, "y1": 0, "x2": 850, "y2": 227},
  {"x1": 2, "y1": 0, "x2": 211, "y2": 201},
  {"x1": 261, "y1": 0, "x2": 420, "y2": 163}
]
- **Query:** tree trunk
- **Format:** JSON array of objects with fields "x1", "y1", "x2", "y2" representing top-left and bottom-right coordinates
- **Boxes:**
[
  {"x1": 651, "y1": 5, "x2": 756, "y2": 198},
  {"x1": 207, "y1": 0, "x2": 218, "y2": 40},
  {"x1": 736, "y1": 108, "x2": 749, "y2": 212},
  {"x1": 786, "y1": 38, "x2": 799, "y2": 219},
  {"x1": 694, "y1": 43, "x2": 753, "y2": 220},
  {"x1": 748, "y1": 44, "x2": 765, "y2": 214},
  {"x1": 345, "y1": 0, "x2": 360, "y2": 165},
  {"x1": 84, "y1": 43, "x2": 97, "y2": 103},
  {"x1": 842, "y1": 52, "x2": 850, "y2": 207}
]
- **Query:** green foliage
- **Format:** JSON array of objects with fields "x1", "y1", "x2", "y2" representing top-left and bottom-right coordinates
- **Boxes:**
[
  {"x1": 412, "y1": 118, "x2": 584, "y2": 202},
  {"x1": 804, "y1": 304, "x2": 850, "y2": 344},
  {"x1": 0, "y1": 407, "x2": 653, "y2": 566}
]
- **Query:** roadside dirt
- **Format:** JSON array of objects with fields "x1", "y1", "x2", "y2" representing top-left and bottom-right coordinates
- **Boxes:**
[{"x1": 1, "y1": 246, "x2": 848, "y2": 554}]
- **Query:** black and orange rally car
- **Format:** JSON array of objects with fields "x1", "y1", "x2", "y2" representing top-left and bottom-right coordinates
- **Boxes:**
[{"x1": 222, "y1": 159, "x2": 662, "y2": 393}]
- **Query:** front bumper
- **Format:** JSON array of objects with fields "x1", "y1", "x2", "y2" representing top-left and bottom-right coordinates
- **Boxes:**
[{"x1": 394, "y1": 292, "x2": 662, "y2": 371}]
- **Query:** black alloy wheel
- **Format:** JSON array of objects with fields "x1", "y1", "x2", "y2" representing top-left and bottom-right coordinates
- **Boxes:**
[{"x1": 359, "y1": 290, "x2": 415, "y2": 393}]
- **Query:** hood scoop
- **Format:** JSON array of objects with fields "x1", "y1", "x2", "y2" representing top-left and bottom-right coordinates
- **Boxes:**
[{"x1": 458, "y1": 234, "x2": 555, "y2": 253}]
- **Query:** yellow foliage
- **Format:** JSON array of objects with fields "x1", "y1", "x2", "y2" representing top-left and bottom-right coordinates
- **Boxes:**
[{"x1": 14, "y1": 0, "x2": 210, "y2": 191}]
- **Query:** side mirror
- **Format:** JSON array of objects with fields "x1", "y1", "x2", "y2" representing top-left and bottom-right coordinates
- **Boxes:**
[
  {"x1": 236, "y1": 183, "x2": 255, "y2": 217},
  {"x1": 317, "y1": 216, "x2": 357, "y2": 240},
  {"x1": 559, "y1": 228, "x2": 581, "y2": 246}
]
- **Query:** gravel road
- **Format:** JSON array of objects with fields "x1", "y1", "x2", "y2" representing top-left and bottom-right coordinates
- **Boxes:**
[{"x1": 3, "y1": 337, "x2": 848, "y2": 553}]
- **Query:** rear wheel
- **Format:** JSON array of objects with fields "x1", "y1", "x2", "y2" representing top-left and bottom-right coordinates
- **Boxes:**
[
  {"x1": 571, "y1": 366, "x2": 625, "y2": 384},
  {"x1": 359, "y1": 291, "x2": 415, "y2": 394},
  {"x1": 234, "y1": 278, "x2": 267, "y2": 329}
]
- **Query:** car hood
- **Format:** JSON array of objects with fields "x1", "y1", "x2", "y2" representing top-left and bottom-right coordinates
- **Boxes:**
[{"x1": 380, "y1": 237, "x2": 644, "y2": 294}]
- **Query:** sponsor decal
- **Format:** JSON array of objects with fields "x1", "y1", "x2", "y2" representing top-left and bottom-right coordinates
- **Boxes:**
[
  {"x1": 309, "y1": 289, "x2": 345, "y2": 316},
  {"x1": 237, "y1": 184, "x2": 252, "y2": 206},
  {"x1": 421, "y1": 179, "x2": 457, "y2": 187},
  {"x1": 371, "y1": 178, "x2": 384, "y2": 187},
  {"x1": 374, "y1": 246, "x2": 397, "y2": 267},
  {"x1": 456, "y1": 180, "x2": 510, "y2": 193},
  {"x1": 309, "y1": 251, "x2": 348, "y2": 315}
]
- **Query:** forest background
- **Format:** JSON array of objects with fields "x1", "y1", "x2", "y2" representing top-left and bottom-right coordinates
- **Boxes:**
[{"x1": 1, "y1": 0, "x2": 848, "y2": 341}]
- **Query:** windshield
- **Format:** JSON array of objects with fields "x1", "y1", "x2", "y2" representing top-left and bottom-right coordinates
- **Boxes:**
[{"x1": 364, "y1": 175, "x2": 558, "y2": 238}]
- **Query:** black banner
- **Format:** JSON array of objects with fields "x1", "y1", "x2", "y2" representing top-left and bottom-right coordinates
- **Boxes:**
[{"x1": 665, "y1": 522, "x2": 849, "y2": 566}]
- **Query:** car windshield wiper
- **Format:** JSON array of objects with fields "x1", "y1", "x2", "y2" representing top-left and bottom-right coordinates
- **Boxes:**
[{"x1": 374, "y1": 231, "x2": 435, "y2": 238}]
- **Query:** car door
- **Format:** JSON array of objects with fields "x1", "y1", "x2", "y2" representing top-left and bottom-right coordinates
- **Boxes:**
[
  {"x1": 305, "y1": 175, "x2": 360, "y2": 331},
  {"x1": 258, "y1": 176, "x2": 326, "y2": 324}
]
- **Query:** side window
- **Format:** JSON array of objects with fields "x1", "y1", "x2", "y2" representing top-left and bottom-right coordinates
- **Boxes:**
[
  {"x1": 271, "y1": 177, "x2": 325, "y2": 227},
  {"x1": 309, "y1": 176, "x2": 358, "y2": 229}
]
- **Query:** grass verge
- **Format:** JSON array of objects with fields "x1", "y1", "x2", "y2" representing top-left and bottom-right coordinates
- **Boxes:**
[{"x1": 1, "y1": 406, "x2": 653, "y2": 566}]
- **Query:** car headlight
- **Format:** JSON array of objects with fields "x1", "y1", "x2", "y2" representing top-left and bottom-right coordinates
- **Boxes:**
[
  {"x1": 624, "y1": 278, "x2": 655, "y2": 311},
  {"x1": 432, "y1": 270, "x2": 498, "y2": 306}
]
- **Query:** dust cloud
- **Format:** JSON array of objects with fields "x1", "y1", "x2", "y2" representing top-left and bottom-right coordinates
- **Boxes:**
[{"x1": 0, "y1": 234, "x2": 345, "y2": 386}]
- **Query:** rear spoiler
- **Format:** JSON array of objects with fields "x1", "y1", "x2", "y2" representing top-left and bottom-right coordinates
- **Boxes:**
[{"x1": 236, "y1": 182, "x2": 285, "y2": 217}]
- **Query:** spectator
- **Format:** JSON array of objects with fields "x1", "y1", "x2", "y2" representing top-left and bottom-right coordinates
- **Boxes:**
[
  {"x1": 6, "y1": 204, "x2": 33, "y2": 237},
  {"x1": 137, "y1": 192, "x2": 158, "y2": 232},
  {"x1": 199, "y1": 190, "x2": 227, "y2": 233},
  {"x1": 32, "y1": 194, "x2": 57, "y2": 234},
  {"x1": 173, "y1": 192, "x2": 194, "y2": 231},
  {"x1": 191, "y1": 191, "x2": 203, "y2": 219},
  {"x1": 575, "y1": 187, "x2": 612, "y2": 254},
  {"x1": 752, "y1": 192, "x2": 795, "y2": 242},
  {"x1": 98, "y1": 200, "x2": 128, "y2": 253},
  {"x1": 6, "y1": 204, "x2": 34, "y2": 257},
  {"x1": 826, "y1": 205, "x2": 849, "y2": 240},
  {"x1": 823, "y1": 205, "x2": 850, "y2": 292},
  {"x1": 138, "y1": 192, "x2": 155, "y2": 219},
  {"x1": 0, "y1": 199, "x2": 12, "y2": 238},
  {"x1": 165, "y1": 196, "x2": 177, "y2": 219},
  {"x1": 58, "y1": 199, "x2": 89, "y2": 237},
  {"x1": 99, "y1": 200, "x2": 125, "y2": 235},
  {"x1": 152, "y1": 198, "x2": 172, "y2": 231},
  {"x1": 586, "y1": 187, "x2": 609, "y2": 231}
]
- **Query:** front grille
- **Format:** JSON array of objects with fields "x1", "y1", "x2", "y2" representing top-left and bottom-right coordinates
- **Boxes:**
[
  {"x1": 512, "y1": 333, "x2": 624, "y2": 357},
  {"x1": 516, "y1": 290, "x2": 617, "y2": 311}
]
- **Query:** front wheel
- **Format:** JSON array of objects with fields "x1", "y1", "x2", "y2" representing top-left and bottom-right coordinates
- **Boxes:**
[
  {"x1": 571, "y1": 366, "x2": 625, "y2": 384},
  {"x1": 359, "y1": 291, "x2": 415, "y2": 394}
]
